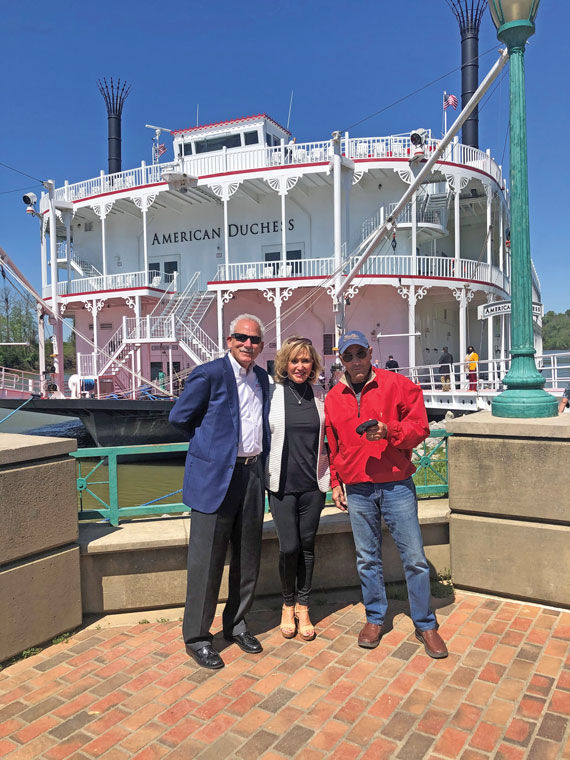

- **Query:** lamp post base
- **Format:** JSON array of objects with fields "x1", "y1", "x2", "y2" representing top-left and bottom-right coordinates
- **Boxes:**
[{"x1": 492, "y1": 388, "x2": 558, "y2": 418}]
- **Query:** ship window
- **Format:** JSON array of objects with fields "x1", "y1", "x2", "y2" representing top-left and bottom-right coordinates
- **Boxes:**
[
  {"x1": 195, "y1": 133, "x2": 241, "y2": 153},
  {"x1": 323, "y1": 334, "x2": 335, "y2": 356},
  {"x1": 265, "y1": 134, "x2": 272, "y2": 146},
  {"x1": 244, "y1": 131, "x2": 258, "y2": 145},
  {"x1": 183, "y1": 142, "x2": 193, "y2": 156},
  {"x1": 264, "y1": 249, "x2": 302, "y2": 276},
  {"x1": 84, "y1": 222, "x2": 93, "y2": 232}
]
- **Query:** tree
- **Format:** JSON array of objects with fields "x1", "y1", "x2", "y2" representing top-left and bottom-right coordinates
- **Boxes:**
[{"x1": 542, "y1": 311, "x2": 570, "y2": 350}]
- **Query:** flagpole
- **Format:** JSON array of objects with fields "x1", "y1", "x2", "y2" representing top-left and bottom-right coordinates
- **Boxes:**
[{"x1": 443, "y1": 91, "x2": 448, "y2": 135}]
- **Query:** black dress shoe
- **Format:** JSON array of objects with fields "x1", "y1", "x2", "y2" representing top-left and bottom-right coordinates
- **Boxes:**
[
  {"x1": 186, "y1": 644, "x2": 224, "y2": 669},
  {"x1": 224, "y1": 631, "x2": 263, "y2": 653}
]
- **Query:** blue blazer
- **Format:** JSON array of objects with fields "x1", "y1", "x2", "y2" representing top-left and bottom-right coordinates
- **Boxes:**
[{"x1": 169, "y1": 354, "x2": 271, "y2": 513}]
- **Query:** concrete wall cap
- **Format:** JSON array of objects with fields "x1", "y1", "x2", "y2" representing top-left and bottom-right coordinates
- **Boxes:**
[
  {"x1": 0, "y1": 433, "x2": 77, "y2": 466},
  {"x1": 446, "y1": 411, "x2": 570, "y2": 439},
  {"x1": 78, "y1": 499, "x2": 450, "y2": 555}
]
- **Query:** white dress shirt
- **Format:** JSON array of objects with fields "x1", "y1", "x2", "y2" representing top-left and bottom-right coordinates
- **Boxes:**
[{"x1": 228, "y1": 352, "x2": 263, "y2": 456}]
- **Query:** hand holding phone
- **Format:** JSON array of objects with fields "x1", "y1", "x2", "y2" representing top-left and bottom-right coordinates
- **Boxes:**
[{"x1": 355, "y1": 419, "x2": 379, "y2": 436}]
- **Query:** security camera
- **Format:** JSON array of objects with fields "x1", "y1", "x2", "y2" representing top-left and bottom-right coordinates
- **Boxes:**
[{"x1": 23, "y1": 192, "x2": 37, "y2": 206}]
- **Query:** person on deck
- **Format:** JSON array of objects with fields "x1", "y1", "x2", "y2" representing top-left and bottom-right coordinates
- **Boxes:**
[
  {"x1": 266, "y1": 337, "x2": 330, "y2": 641},
  {"x1": 558, "y1": 383, "x2": 570, "y2": 414},
  {"x1": 324, "y1": 330, "x2": 448, "y2": 659},
  {"x1": 465, "y1": 345, "x2": 479, "y2": 391},
  {"x1": 169, "y1": 314, "x2": 270, "y2": 670},
  {"x1": 438, "y1": 347, "x2": 454, "y2": 391},
  {"x1": 385, "y1": 355, "x2": 399, "y2": 372}
]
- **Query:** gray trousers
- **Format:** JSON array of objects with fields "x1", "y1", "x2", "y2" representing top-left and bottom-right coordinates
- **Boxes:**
[{"x1": 182, "y1": 458, "x2": 264, "y2": 649}]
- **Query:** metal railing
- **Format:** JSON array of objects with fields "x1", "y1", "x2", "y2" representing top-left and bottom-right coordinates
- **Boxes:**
[
  {"x1": 52, "y1": 133, "x2": 504, "y2": 204},
  {"x1": 217, "y1": 254, "x2": 510, "y2": 291},
  {"x1": 0, "y1": 366, "x2": 42, "y2": 396},
  {"x1": 72, "y1": 432, "x2": 453, "y2": 526},
  {"x1": 44, "y1": 270, "x2": 177, "y2": 298}
]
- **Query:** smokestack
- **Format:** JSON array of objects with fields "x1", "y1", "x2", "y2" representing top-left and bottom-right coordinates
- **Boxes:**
[
  {"x1": 97, "y1": 77, "x2": 131, "y2": 175},
  {"x1": 447, "y1": 1, "x2": 487, "y2": 149}
]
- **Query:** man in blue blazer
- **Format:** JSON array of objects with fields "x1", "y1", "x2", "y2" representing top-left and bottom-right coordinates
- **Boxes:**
[{"x1": 169, "y1": 314, "x2": 271, "y2": 669}]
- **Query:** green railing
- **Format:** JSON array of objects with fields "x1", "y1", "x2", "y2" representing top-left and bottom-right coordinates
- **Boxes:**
[{"x1": 72, "y1": 431, "x2": 452, "y2": 526}]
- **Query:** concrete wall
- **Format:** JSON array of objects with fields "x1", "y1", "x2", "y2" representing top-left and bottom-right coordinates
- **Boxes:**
[
  {"x1": 79, "y1": 501, "x2": 450, "y2": 615},
  {"x1": 0, "y1": 434, "x2": 82, "y2": 662},
  {"x1": 446, "y1": 412, "x2": 570, "y2": 607}
]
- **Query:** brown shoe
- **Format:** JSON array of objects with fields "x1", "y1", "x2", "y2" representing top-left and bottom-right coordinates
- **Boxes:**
[
  {"x1": 358, "y1": 622, "x2": 383, "y2": 649},
  {"x1": 415, "y1": 628, "x2": 448, "y2": 659}
]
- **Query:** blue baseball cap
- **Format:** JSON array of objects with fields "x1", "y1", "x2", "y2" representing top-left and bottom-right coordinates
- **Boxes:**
[{"x1": 338, "y1": 330, "x2": 370, "y2": 355}]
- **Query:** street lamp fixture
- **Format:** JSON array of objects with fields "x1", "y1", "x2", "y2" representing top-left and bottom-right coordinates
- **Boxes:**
[{"x1": 490, "y1": 0, "x2": 556, "y2": 418}]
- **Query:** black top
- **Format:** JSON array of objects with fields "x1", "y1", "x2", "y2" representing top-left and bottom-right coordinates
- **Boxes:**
[
  {"x1": 385, "y1": 359, "x2": 399, "y2": 370},
  {"x1": 439, "y1": 352, "x2": 454, "y2": 373},
  {"x1": 279, "y1": 379, "x2": 320, "y2": 494}
]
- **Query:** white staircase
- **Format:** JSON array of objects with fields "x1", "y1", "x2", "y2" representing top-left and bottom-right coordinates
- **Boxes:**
[
  {"x1": 70, "y1": 253, "x2": 103, "y2": 278},
  {"x1": 156, "y1": 271, "x2": 215, "y2": 327}
]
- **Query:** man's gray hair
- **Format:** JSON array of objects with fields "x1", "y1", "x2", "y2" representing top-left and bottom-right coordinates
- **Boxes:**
[{"x1": 229, "y1": 313, "x2": 265, "y2": 339}]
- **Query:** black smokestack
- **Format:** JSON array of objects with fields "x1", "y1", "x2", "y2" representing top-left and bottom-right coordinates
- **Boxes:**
[
  {"x1": 447, "y1": 1, "x2": 487, "y2": 149},
  {"x1": 97, "y1": 77, "x2": 131, "y2": 174}
]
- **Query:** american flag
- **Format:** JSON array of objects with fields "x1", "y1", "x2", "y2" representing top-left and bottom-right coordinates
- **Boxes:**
[
  {"x1": 443, "y1": 93, "x2": 458, "y2": 111},
  {"x1": 157, "y1": 143, "x2": 167, "y2": 156}
]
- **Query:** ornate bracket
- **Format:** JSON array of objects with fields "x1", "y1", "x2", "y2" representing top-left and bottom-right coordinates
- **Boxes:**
[
  {"x1": 452, "y1": 286, "x2": 475, "y2": 306},
  {"x1": 352, "y1": 170, "x2": 364, "y2": 186},
  {"x1": 345, "y1": 283, "x2": 361, "y2": 300},
  {"x1": 210, "y1": 182, "x2": 242, "y2": 201},
  {"x1": 123, "y1": 296, "x2": 136, "y2": 310},
  {"x1": 84, "y1": 298, "x2": 106, "y2": 314},
  {"x1": 133, "y1": 194, "x2": 157, "y2": 213},
  {"x1": 221, "y1": 290, "x2": 235, "y2": 305},
  {"x1": 396, "y1": 168, "x2": 414, "y2": 185},
  {"x1": 265, "y1": 175, "x2": 299, "y2": 195},
  {"x1": 397, "y1": 285, "x2": 428, "y2": 308},
  {"x1": 445, "y1": 173, "x2": 469, "y2": 193},
  {"x1": 92, "y1": 201, "x2": 115, "y2": 220},
  {"x1": 262, "y1": 286, "x2": 295, "y2": 309}
]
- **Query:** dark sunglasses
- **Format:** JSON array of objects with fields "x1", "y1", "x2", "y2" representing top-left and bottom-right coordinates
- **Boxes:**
[
  {"x1": 230, "y1": 332, "x2": 262, "y2": 345},
  {"x1": 341, "y1": 348, "x2": 368, "y2": 362}
]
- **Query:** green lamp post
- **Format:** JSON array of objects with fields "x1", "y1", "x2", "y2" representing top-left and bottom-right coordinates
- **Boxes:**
[{"x1": 490, "y1": 0, "x2": 557, "y2": 418}]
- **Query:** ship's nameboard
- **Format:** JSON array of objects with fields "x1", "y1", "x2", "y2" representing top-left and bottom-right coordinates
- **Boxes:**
[
  {"x1": 152, "y1": 218, "x2": 295, "y2": 245},
  {"x1": 478, "y1": 301, "x2": 543, "y2": 319}
]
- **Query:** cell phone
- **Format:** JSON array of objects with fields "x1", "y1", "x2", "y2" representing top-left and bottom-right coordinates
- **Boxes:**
[{"x1": 355, "y1": 419, "x2": 379, "y2": 436}]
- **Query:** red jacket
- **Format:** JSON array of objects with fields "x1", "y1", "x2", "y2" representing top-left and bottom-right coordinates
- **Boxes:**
[{"x1": 324, "y1": 367, "x2": 429, "y2": 488}]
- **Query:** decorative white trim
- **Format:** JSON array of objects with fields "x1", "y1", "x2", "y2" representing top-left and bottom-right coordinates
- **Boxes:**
[
  {"x1": 452, "y1": 286, "x2": 475, "y2": 305},
  {"x1": 445, "y1": 173, "x2": 469, "y2": 192},
  {"x1": 123, "y1": 297, "x2": 136, "y2": 310},
  {"x1": 221, "y1": 290, "x2": 235, "y2": 305},
  {"x1": 92, "y1": 201, "x2": 115, "y2": 219},
  {"x1": 397, "y1": 285, "x2": 428, "y2": 307},
  {"x1": 396, "y1": 168, "x2": 414, "y2": 185},
  {"x1": 133, "y1": 194, "x2": 157, "y2": 212},
  {"x1": 352, "y1": 170, "x2": 364, "y2": 186},
  {"x1": 210, "y1": 182, "x2": 241, "y2": 201},
  {"x1": 265, "y1": 175, "x2": 299, "y2": 195},
  {"x1": 262, "y1": 286, "x2": 295, "y2": 308},
  {"x1": 345, "y1": 283, "x2": 361, "y2": 299}
]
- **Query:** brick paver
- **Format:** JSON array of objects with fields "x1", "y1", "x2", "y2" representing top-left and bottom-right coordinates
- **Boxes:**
[{"x1": 0, "y1": 591, "x2": 568, "y2": 758}]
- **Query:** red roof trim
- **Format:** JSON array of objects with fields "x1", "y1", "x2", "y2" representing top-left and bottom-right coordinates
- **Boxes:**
[{"x1": 172, "y1": 113, "x2": 291, "y2": 136}]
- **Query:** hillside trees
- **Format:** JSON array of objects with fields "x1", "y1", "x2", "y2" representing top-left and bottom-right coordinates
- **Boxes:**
[{"x1": 542, "y1": 310, "x2": 570, "y2": 350}]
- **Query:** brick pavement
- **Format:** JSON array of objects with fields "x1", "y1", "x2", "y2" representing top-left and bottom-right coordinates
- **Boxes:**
[{"x1": 0, "y1": 590, "x2": 569, "y2": 759}]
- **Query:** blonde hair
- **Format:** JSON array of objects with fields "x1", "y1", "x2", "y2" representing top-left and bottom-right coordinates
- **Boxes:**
[{"x1": 273, "y1": 337, "x2": 323, "y2": 384}]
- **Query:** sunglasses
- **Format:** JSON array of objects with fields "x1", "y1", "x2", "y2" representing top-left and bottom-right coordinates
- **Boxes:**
[
  {"x1": 341, "y1": 348, "x2": 368, "y2": 362},
  {"x1": 230, "y1": 333, "x2": 262, "y2": 345}
]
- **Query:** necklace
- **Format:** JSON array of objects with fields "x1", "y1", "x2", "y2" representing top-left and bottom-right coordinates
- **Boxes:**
[{"x1": 287, "y1": 381, "x2": 308, "y2": 405}]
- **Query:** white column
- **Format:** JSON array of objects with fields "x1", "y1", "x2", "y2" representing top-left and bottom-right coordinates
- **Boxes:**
[
  {"x1": 408, "y1": 285, "x2": 416, "y2": 369},
  {"x1": 92, "y1": 298, "x2": 99, "y2": 376},
  {"x1": 411, "y1": 191, "x2": 417, "y2": 275},
  {"x1": 47, "y1": 181, "x2": 65, "y2": 394},
  {"x1": 280, "y1": 191, "x2": 287, "y2": 274},
  {"x1": 499, "y1": 205, "x2": 504, "y2": 273},
  {"x1": 332, "y1": 134, "x2": 343, "y2": 340},
  {"x1": 168, "y1": 344, "x2": 174, "y2": 396},
  {"x1": 459, "y1": 295, "x2": 467, "y2": 387},
  {"x1": 223, "y1": 198, "x2": 229, "y2": 279},
  {"x1": 101, "y1": 213, "x2": 107, "y2": 278},
  {"x1": 37, "y1": 305, "x2": 46, "y2": 396},
  {"x1": 64, "y1": 211, "x2": 72, "y2": 286},
  {"x1": 217, "y1": 290, "x2": 224, "y2": 351},
  {"x1": 142, "y1": 206, "x2": 149, "y2": 279},
  {"x1": 486, "y1": 186, "x2": 493, "y2": 267},
  {"x1": 500, "y1": 314, "x2": 505, "y2": 362},
  {"x1": 275, "y1": 287, "x2": 282, "y2": 348},
  {"x1": 454, "y1": 186, "x2": 461, "y2": 264},
  {"x1": 40, "y1": 216, "x2": 48, "y2": 293}
]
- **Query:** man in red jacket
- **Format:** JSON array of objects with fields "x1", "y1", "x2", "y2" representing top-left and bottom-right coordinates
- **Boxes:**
[{"x1": 325, "y1": 330, "x2": 447, "y2": 658}]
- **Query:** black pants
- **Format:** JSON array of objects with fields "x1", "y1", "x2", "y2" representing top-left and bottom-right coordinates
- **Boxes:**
[
  {"x1": 183, "y1": 459, "x2": 264, "y2": 649},
  {"x1": 269, "y1": 490, "x2": 325, "y2": 606}
]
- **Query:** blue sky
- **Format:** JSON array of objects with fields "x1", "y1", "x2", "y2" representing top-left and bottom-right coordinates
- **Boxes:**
[{"x1": 1, "y1": 0, "x2": 568, "y2": 313}]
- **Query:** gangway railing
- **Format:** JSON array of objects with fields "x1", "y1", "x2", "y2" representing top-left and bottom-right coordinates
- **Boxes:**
[{"x1": 0, "y1": 366, "x2": 42, "y2": 396}]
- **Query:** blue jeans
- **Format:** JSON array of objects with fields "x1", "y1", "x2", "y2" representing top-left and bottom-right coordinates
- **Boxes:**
[{"x1": 346, "y1": 477, "x2": 436, "y2": 631}]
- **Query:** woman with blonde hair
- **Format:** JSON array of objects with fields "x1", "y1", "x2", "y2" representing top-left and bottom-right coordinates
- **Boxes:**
[{"x1": 266, "y1": 337, "x2": 330, "y2": 640}]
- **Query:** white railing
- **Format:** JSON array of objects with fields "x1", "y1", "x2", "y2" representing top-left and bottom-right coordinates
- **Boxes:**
[
  {"x1": 0, "y1": 366, "x2": 42, "y2": 396},
  {"x1": 218, "y1": 255, "x2": 509, "y2": 291},
  {"x1": 394, "y1": 352, "x2": 570, "y2": 395},
  {"x1": 77, "y1": 354, "x2": 97, "y2": 377},
  {"x1": 52, "y1": 134, "x2": 504, "y2": 204},
  {"x1": 177, "y1": 318, "x2": 221, "y2": 363},
  {"x1": 45, "y1": 270, "x2": 177, "y2": 298}
]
